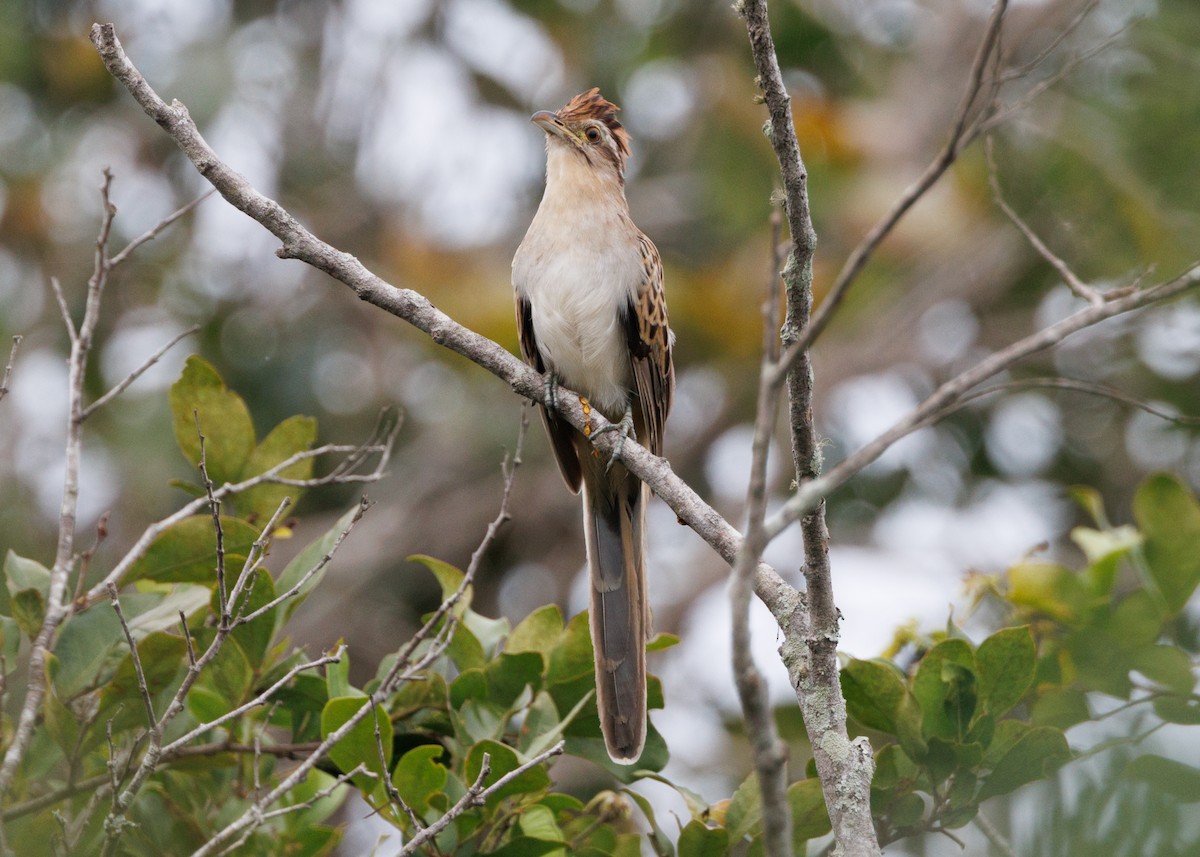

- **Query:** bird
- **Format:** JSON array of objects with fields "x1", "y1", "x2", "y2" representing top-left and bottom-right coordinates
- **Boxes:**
[{"x1": 512, "y1": 89, "x2": 674, "y2": 763}]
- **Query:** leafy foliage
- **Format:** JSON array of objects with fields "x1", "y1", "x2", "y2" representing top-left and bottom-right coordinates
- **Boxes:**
[{"x1": 2, "y1": 360, "x2": 1196, "y2": 855}]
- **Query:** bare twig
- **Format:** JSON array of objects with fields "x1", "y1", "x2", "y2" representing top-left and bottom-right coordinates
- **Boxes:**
[
  {"x1": 772, "y1": 0, "x2": 1009, "y2": 372},
  {"x1": 0, "y1": 335, "x2": 20, "y2": 403},
  {"x1": 397, "y1": 742, "x2": 566, "y2": 857},
  {"x1": 81, "y1": 324, "x2": 199, "y2": 420},
  {"x1": 765, "y1": 261, "x2": 1200, "y2": 540},
  {"x1": 371, "y1": 704, "x2": 424, "y2": 831},
  {"x1": 465, "y1": 407, "x2": 528, "y2": 581},
  {"x1": 0, "y1": 170, "x2": 118, "y2": 802},
  {"x1": 233, "y1": 497, "x2": 367, "y2": 626},
  {"x1": 998, "y1": 0, "x2": 1100, "y2": 82},
  {"x1": 974, "y1": 812, "x2": 1020, "y2": 857},
  {"x1": 162, "y1": 648, "x2": 343, "y2": 756},
  {"x1": 83, "y1": 433, "x2": 392, "y2": 607},
  {"x1": 106, "y1": 584, "x2": 158, "y2": 731},
  {"x1": 48, "y1": 277, "x2": 75, "y2": 342},
  {"x1": 948, "y1": 376, "x2": 1200, "y2": 427},
  {"x1": 108, "y1": 189, "x2": 216, "y2": 269},
  {"x1": 728, "y1": 208, "x2": 793, "y2": 857},
  {"x1": 985, "y1": 137, "x2": 1103, "y2": 305},
  {"x1": 194, "y1": 413, "x2": 229, "y2": 623}
]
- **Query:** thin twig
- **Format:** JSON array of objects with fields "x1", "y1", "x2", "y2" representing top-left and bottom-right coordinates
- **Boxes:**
[
  {"x1": 48, "y1": 277, "x2": 76, "y2": 342},
  {"x1": 0, "y1": 170, "x2": 118, "y2": 802},
  {"x1": 728, "y1": 207, "x2": 794, "y2": 857},
  {"x1": 0, "y1": 335, "x2": 21, "y2": 403},
  {"x1": 772, "y1": 0, "x2": 1009, "y2": 372},
  {"x1": 998, "y1": 0, "x2": 1100, "y2": 81},
  {"x1": 194, "y1": 412, "x2": 229, "y2": 624},
  {"x1": 974, "y1": 812, "x2": 1020, "y2": 857},
  {"x1": 985, "y1": 137, "x2": 1103, "y2": 305},
  {"x1": 106, "y1": 584, "x2": 158, "y2": 730},
  {"x1": 108, "y1": 189, "x2": 216, "y2": 268},
  {"x1": 161, "y1": 648, "x2": 343, "y2": 756},
  {"x1": 950, "y1": 376, "x2": 1200, "y2": 427},
  {"x1": 81, "y1": 324, "x2": 200, "y2": 420},
  {"x1": 371, "y1": 704, "x2": 423, "y2": 831},
  {"x1": 765, "y1": 261, "x2": 1200, "y2": 540},
  {"x1": 234, "y1": 497, "x2": 367, "y2": 626},
  {"x1": 396, "y1": 742, "x2": 566, "y2": 857}
]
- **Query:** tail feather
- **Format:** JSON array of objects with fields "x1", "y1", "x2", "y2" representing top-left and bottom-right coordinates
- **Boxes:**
[{"x1": 582, "y1": 457, "x2": 647, "y2": 764}]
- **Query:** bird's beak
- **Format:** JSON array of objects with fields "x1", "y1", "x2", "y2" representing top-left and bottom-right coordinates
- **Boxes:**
[{"x1": 531, "y1": 110, "x2": 573, "y2": 143}]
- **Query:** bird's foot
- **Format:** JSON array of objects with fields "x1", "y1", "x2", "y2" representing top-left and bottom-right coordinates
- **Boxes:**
[
  {"x1": 593, "y1": 405, "x2": 634, "y2": 473},
  {"x1": 543, "y1": 372, "x2": 560, "y2": 412}
]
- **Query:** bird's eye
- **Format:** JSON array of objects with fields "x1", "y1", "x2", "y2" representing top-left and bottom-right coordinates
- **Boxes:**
[{"x1": 585, "y1": 127, "x2": 602, "y2": 143}]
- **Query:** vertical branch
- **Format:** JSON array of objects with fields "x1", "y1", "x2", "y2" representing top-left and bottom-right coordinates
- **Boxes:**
[
  {"x1": 730, "y1": 211, "x2": 793, "y2": 857},
  {"x1": 0, "y1": 171, "x2": 118, "y2": 800},
  {"x1": 738, "y1": 2, "x2": 881, "y2": 854}
]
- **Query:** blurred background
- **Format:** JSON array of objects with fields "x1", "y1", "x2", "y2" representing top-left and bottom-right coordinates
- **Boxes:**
[{"x1": 1, "y1": 0, "x2": 1198, "y2": 852}]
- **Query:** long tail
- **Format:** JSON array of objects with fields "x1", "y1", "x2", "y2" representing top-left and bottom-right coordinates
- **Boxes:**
[{"x1": 581, "y1": 454, "x2": 648, "y2": 764}]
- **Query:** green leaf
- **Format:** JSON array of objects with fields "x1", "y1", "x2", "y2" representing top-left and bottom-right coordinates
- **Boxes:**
[
  {"x1": 623, "y1": 789, "x2": 674, "y2": 856},
  {"x1": 1124, "y1": 755, "x2": 1200, "y2": 802},
  {"x1": 125, "y1": 515, "x2": 259, "y2": 585},
  {"x1": 236, "y1": 414, "x2": 317, "y2": 521},
  {"x1": 10, "y1": 588, "x2": 45, "y2": 637},
  {"x1": 392, "y1": 745, "x2": 448, "y2": 817},
  {"x1": 99, "y1": 631, "x2": 187, "y2": 732},
  {"x1": 324, "y1": 645, "x2": 358, "y2": 699},
  {"x1": 725, "y1": 772, "x2": 762, "y2": 842},
  {"x1": 912, "y1": 639, "x2": 976, "y2": 741},
  {"x1": 547, "y1": 611, "x2": 593, "y2": 685},
  {"x1": 519, "y1": 803, "x2": 565, "y2": 842},
  {"x1": 464, "y1": 740, "x2": 551, "y2": 808},
  {"x1": 678, "y1": 820, "x2": 728, "y2": 856},
  {"x1": 320, "y1": 696, "x2": 392, "y2": 789},
  {"x1": 1111, "y1": 590, "x2": 1165, "y2": 649},
  {"x1": 169, "y1": 355, "x2": 256, "y2": 484},
  {"x1": 507, "y1": 605, "x2": 565, "y2": 655},
  {"x1": 841, "y1": 658, "x2": 907, "y2": 734},
  {"x1": 1, "y1": 551, "x2": 50, "y2": 614},
  {"x1": 975, "y1": 626, "x2": 1035, "y2": 717},
  {"x1": 978, "y1": 726, "x2": 1069, "y2": 800},
  {"x1": 1135, "y1": 473, "x2": 1200, "y2": 613},
  {"x1": 53, "y1": 605, "x2": 123, "y2": 698},
  {"x1": 196, "y1": 634, "x2": 253, "y2": 709},
  {"x1": 645, "y1": 632, "x2": 680, "y2": 652},
  {"x1": 1129, "y1": 644, "x2": 1196, "y2": 694},
  {"x1": 1154, "y1": 696, "x2": 1200, "y2": 725},
  {"x1": 485, "y1": 652, "x2": 543, "y2": 708},
  {"x1": 1071, "y1": 525, "x2": 1140, "y2": 596},
  {"x1": 125, "y1": 585, "x2": 211, "y2": 637},
  {"x1": 225, "y1": 568, "x2": 277, "y2": 668},
  {"x1": 1007, "y1": 562, "x2": 1090, "y2": 625},
  {"x1": 408, "y1": 554, "x2": 471, "y2": 614},
  {"x1": 275, "y1": 506, "x2": 361, "y2": 631},
  {"x1": 788, "y1": 778, "x2": 831, "y2": 842},
  {"x1": 448, "y1": 623, "x2": 486, "y2": 672},
  {"x1": 1031, "y1": 687, "x2": 1091, "y2": 729}
]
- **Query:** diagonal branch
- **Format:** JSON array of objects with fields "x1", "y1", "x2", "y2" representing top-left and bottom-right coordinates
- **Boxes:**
[
  {"x1": 985, "y1": 137, "x2": 1103, "y2": 305},
  {"x1": 764, "y1": 261, "x2": 1200, "y2": 541},
  {"x1": 86, "y1": 20, "x2": 801, "y2": 644}
]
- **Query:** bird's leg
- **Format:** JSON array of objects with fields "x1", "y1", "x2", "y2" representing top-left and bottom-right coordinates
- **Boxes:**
[{"x1": 592, "y1": 404, "x2": 634, "y2": 473}]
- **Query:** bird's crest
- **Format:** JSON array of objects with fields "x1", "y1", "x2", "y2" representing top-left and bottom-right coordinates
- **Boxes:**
[{"x1": 558, "y1": 88, "x2": 631, "y2": 160}]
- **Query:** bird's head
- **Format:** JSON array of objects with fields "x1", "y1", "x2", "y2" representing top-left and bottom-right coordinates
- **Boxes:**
[{"x1": 532, "y1": 88, "x2": 632, "y2": 183}]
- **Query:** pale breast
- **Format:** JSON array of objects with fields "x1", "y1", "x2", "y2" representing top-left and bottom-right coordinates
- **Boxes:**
[{"x1": 514, "y1": 214, "x2": 642, "y2": 417}]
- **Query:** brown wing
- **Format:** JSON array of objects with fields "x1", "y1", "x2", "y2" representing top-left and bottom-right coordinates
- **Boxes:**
[
  {"x1": 623, "y1": 233, "x2": 673, "y2": 457},
  {"x1": 517, "y1": 293, "x2": 582, "y2": 493}
]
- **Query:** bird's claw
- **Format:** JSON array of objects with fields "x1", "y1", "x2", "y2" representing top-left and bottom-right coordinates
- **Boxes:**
[
  {"x1": 593, "y1": 405, "x2": 634, "y2": 473},
  {"x1": 543, "y1": 372, "x2": 560, "y2": 412}
]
